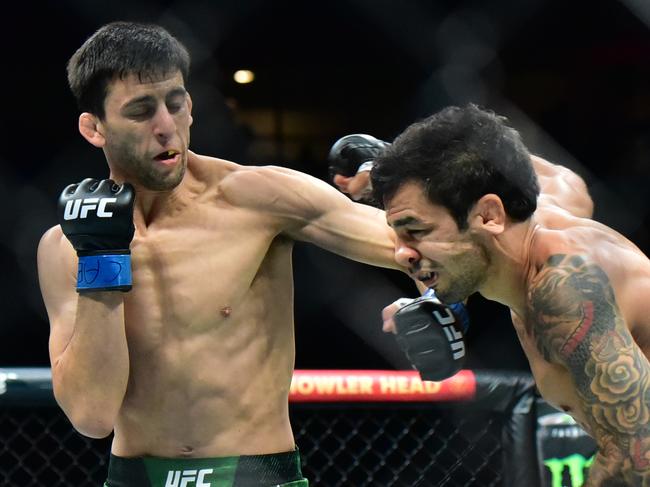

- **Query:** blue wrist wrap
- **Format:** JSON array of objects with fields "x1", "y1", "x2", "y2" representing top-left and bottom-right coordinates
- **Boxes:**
[
  {"x1": 423, "y1": 288, "x2": 470, "y2": 333},
  {"x1": 77, "y1": 254, "x2": 132, "y2": 292}
]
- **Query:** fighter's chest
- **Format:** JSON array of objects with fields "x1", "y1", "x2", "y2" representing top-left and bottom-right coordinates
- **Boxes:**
[
  {"x1": 131, "y1": 207, "x2": 273, "y2": 271},
  {"x1": 125, "y1": 211, "x2": 276, "y2": 320}
]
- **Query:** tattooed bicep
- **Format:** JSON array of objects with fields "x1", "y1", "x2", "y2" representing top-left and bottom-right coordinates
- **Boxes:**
[
  {"x1": 528, "y1": 254, "x2": 650, "y2": 447},
  {"x1": 528, "y1": 254, "x2": 622, "y2": 366}
]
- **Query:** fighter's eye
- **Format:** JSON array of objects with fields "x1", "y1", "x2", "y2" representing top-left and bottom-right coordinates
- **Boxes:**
[
  {"x1": 406, "y1": 229, "x2": 427, "y2": 237},
  {"x1": 167, "y1": 103, "x2": 183, "y2": 114},
  {"x1": 127, "y1": 106, "x2": 155, "y2": 119}
]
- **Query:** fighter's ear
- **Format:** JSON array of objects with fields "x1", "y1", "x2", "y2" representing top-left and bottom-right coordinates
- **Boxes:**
[
  {"x1": 469, "y1": 194, "x2": 506, "y2": 235},
  {"x1": 78, "y1": 113, "x2": 106, "y2": 148},
  {"x1": 187, "y1": 93, "x2": 193, "y2": 127}
]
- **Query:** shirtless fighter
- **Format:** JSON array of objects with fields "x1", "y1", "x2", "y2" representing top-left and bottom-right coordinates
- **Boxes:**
[
  {"x1": 36, "y1": 21, "x2": 469, "y2": 487},
  {"x1": 327, "y1": 131, "x2": 590, "y2": 381},
  {"x1": 370, "y1": 104, "x2": 649, "y2": 486}
]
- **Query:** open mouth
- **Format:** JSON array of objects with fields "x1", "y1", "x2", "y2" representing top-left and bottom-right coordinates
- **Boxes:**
[
  {"x1": 417, "y1": 271, "x2": 438, "y2": 288},
  {"x1": 154, "y1": 150, "x2": 180, "y2": 164}
]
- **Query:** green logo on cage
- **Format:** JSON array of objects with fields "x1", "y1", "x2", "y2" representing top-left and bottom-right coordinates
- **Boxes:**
[{"x1": 544, "y1": 453, "x2": 595, "y2": 487}]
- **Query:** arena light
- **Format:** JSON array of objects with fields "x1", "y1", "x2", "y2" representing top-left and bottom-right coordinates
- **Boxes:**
[{"x1": 233, "y1": 69, "x2": 255, "y2": 84}]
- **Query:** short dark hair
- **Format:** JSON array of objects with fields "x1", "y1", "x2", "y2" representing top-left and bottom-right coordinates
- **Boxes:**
[
  {"x1": 372, "y1": 104, "x2": 540, "y2": 230},
  {"x1": 67, "y1": 21, "x2": 191, "y2": 119}
]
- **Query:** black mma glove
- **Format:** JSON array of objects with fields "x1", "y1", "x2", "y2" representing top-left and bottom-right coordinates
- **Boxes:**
[
  {"x1": 58, "y1": 178, "x2": 135, "y2": 293},
  {"x1": 328, "y1": 134, "x2": 390, "y2": 178},
  {"x1": 393, "y1": 289, "x2": 468, "y2": 381}
]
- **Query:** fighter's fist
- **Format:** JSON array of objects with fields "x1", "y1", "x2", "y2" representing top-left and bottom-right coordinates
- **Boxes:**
[
  {"x1": 328, "y1": 134, "x2": 389, "y2": 177},
  {"x1": 58, "y1": 178, "x2": 135, "y2": 292},
  {"x1": 328, "y1": 134, "x2": 389, "y2": 202},
  {"x1": 385, "y1": 290, "x2": 469, "y2": 381}
]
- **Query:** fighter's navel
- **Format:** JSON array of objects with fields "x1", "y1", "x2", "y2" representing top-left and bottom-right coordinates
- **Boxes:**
[
  {"x1": 180, "y1": 446, "x2": 194, "y2": 457},
  {"x1": 560, "y1": 404, "x2": 571, "y2": 413},
  {"x1": 220, "y1": 306, "x2": 232, "y2": 318}
]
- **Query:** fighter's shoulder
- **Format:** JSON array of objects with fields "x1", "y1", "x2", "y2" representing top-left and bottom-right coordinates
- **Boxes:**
[
  {"x1": 531, "y1": 155, "x2": 579, "y2": 181},
  {"x1": 219, "y1": 163, "x2": 287, "y2": 199},
  {"x1": 219, "y1": 163, "x2": 334, "y2": 210},
  {"x1": 529, "y1": 220, "x2": 647, "y2": 287},
  {"x1": 534, "y1": 203, "x2": 585, "y2": 230},
  {"x1": 223, "y1": 163, "x2": 315, "y2": 185},
  {"x1": 186, "y1": 151, "x2": 241, "y2": 183},
  {"x1": 187, "y1": 152, "x2": 268, "y2": 201}
]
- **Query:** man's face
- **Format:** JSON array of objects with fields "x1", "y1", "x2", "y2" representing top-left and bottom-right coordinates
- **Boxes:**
[
  {"x1": 98, "y1": 71, "x2": 193, "y2": 191},
  {"x1": 385, "y1": 181, "x2": 489, "y2": 303}
]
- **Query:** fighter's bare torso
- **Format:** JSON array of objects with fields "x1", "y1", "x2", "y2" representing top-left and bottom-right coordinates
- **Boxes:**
[
  {"x1": 113, "y1": 154, "x2": 297, "y2": 457},
  {"x1": 512, "y1": 204, "x2": 650, "y2": 431}
]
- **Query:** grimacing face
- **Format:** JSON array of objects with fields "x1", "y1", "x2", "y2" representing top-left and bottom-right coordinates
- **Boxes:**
[
  {"x1": 97, "y1": 71, "x2": 192, "y2": 191},
  {"x1": 385, "y1": 181, "x2": 490, "y2": 304}
]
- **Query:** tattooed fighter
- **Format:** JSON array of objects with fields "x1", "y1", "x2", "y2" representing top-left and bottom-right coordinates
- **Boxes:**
[{"x1": 373, "y1": 104, "x2": 650, "y2": 486}]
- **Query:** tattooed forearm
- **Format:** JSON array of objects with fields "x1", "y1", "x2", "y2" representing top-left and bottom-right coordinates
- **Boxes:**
[{"x1": 528, "y1": 254, "x2": 650, "y2": 485}]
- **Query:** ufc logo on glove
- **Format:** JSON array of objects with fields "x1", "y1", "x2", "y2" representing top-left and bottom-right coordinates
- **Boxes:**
[
  {"x1": 429, "y1": 307, "x2": 466, "y2": 359},
  {"x1": 62, "y1": 197, "x2": 117, "y2": 220},
  {"x1": 394, "y1": 295, "x2": 468, "y2": 381},
  {"x1": 57, "y1": 178, "x2": 135, "y2": 292}
]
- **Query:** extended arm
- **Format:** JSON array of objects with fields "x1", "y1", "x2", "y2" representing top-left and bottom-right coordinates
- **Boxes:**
[
  {"x1": 528, "y1": 254, "x2": 650, "y2": 486},
  {"x1": 225, "y1": 165, "x2": 400, "y2": 270}
]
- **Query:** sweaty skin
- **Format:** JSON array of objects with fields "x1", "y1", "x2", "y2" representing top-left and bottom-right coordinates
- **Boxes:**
[
  {"x1": 37, "y1": 72, "x2": 398, "y2": 457},
  {"x1": 383, "y1": 159, "x2": 650, "y2": 485}
]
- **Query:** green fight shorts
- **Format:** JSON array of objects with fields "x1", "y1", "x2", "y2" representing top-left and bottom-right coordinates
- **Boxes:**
[{"x1": 103, "y1": 449, "x2": 308, "y2": 487}]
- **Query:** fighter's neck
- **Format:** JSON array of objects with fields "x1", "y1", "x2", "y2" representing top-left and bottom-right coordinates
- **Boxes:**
[
  {"x1": 131, "y1": 188, "x2": 188, "y2": 228},
  {"x1": 478, "y1": 218, "x2": 540, "y2": 315}
]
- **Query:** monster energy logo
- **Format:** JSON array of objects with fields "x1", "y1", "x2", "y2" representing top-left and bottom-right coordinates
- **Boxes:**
[{"x1": 544, "y1": 453, "x2": 595, "y2": 487}]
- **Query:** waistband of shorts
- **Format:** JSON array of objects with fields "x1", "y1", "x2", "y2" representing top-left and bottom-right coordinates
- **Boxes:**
[{"x1": 105, "y1": 448, "x2": 306, "y2": 487}]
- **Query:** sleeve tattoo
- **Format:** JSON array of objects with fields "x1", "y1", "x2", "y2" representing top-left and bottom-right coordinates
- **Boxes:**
[{"x1": 528, "y1": 254, "x2": 650, "y2": 485}]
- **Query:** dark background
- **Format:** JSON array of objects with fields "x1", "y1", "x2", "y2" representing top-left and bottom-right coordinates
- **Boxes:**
[{"x1": 2, "y1": 0, "x2": 649, "y2": 374}]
